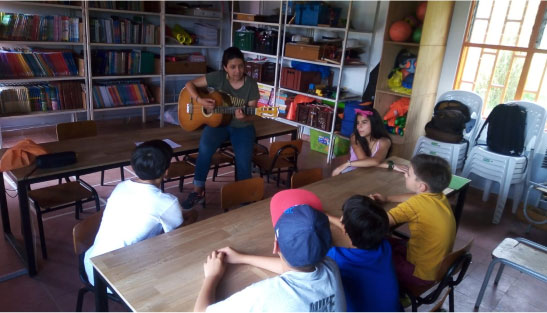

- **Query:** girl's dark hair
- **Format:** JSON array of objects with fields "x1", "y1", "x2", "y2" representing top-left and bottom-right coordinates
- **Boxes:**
[
  {"x1": 353, "y1": 108, "x2": 391, "y2": 156},
  {"x1": 131, "y1": 140, "x2": 173, "y2": 180},
  {"x1": 222, "y1": 47, "x2": 245, "y2": 68},
  {"x1": 341, "y1": 195, "x2": 388, "y2": 250}
]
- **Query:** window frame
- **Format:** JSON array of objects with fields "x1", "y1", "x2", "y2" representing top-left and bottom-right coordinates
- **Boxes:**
[{"x1": 454, "y1": 0, "x2": 547, "y2": 115}]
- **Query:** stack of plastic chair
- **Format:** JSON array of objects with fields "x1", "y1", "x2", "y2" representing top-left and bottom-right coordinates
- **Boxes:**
[
  {"x1": 413, "y1": 90, "x2": 483, "y2": 174},
  {"x1": 461, "y1": 101, "x2": 547, "y2": 224}
]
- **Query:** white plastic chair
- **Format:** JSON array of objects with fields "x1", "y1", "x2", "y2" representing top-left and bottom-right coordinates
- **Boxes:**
[
  {"x1": 413, "y1": 90, "x2": 483, "y2": 174},
  {"x1": 461, "y1": 101, "x2": 547, "y2": 224}
]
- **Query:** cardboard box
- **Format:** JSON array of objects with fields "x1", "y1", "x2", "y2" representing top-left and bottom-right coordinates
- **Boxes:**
[
  {"x1": 235, "y1": 13, "x2": 256, "y2": 21},
  {"x1": 285, "y1": 43, "x2": 322, "y2": 61},
  {"x1": 161, "y1": 56, "x2": 207, "y2": 75}
]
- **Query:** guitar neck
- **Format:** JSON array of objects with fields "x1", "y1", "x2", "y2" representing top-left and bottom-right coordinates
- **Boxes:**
[{"x1": 213, "y1": 106, "x2": 256, "y2": 115}]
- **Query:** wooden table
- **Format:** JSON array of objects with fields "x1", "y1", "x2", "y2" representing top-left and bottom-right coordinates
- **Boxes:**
[
  {"x1": 92, "y1": 157, "x2": 471, "y2": 311},
  {"x1": 91, "y1": 160, "x2": 428, "y2": 311},
  {"x1": 0, "y1": 118, "x2": 296, "y2": 277}
]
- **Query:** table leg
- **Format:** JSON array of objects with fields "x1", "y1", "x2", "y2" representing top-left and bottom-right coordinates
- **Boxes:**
[
  {"x1": 94, "y1": 268, "x2": 109, "y2": 312},
  {"x1": 454, "y1": 183, "x2": 469, "y2": 229},
  {"x1": 17, "y1": 181, "x2": 37, "y2": 276}
]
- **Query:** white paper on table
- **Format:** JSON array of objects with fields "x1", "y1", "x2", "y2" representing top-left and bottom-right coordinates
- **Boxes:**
[{"x1": 135, "y1": 139, "x2": 181, "y2": 149}]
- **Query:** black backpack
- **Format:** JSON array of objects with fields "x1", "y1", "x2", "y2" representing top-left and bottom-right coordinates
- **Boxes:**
[
  {"x1": 425, "y1": 100, "x2": 471, "y2": 143},
  {"x1": 475, "y1": 103, "x2": 527, "y2": 156}
]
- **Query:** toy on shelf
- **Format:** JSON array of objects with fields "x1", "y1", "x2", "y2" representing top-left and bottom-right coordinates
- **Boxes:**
[
  {"x1": 389, "y1": 20, "x2": 412, "y2": 42},
  {"x1": 387, "y1": 49, "x2": 417, "y2": 94},
  {"x1": 388, "y1": 2, "x2": 427, "y2": 43},
  {"x1": 383, "y1": 97, "x2": 409, "y2": 136}
]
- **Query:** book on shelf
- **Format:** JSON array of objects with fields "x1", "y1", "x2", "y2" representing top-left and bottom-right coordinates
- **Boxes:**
[
  {"x1": 0, "y1": 81, "x2": 84, "y2": 115},
  {"x1": 92, "y1": 50, "x2": 156, "y2": 76},
  {"x1": 88, "y1": 1, "x2": 160, "y2": 13},
  {"x1": 90, "y1": 17, "x2": 159, "y2": 44},
  {"x1": 0, "y1": 50, "x2": 81, "y2": 78},
  {"x1": 92, "y1": 80, "x2": 154, "y2": 108},
  {"x1": 0, "y1": 12, "x2": 81, "y2": 42},
  {"x1": 257, "y1": 84, "x2": 274, "y2": 107}
]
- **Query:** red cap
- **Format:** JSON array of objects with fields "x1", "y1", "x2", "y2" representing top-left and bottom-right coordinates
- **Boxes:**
[{"x1": 270, "y1": 189, "x2": 323, "y2": 227}]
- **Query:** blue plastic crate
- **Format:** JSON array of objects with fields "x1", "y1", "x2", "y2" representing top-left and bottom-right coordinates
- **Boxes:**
[
  {"x1": 295, "y1": 2, "x2": 341, "y2": 27},
  {"x1": 343, "y1": 101, "x2": 362, "y2": 124}
]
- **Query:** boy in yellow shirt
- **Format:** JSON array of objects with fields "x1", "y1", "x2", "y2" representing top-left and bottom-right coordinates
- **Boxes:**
[{"x1": 370, "y1": 154, "x2": 456, "y2": 291}]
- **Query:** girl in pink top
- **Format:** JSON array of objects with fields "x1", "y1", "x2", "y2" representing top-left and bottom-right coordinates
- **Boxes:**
[{"x1": 332, "y1": 108, "x2": 400, "y2": 176}]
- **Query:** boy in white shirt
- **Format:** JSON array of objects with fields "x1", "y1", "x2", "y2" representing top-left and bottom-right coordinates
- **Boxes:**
[
  {"x1": 194, "y1": 189, "x2": 346, "y2": 312},
  {"x1": 84, "y1": 140, "x2": 196, "y2": 285}
]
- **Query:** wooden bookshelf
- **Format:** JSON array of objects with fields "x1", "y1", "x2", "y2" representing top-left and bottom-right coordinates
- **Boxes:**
[{"x1": 373, "y1": 1, "x2": 454, "y2": 158}]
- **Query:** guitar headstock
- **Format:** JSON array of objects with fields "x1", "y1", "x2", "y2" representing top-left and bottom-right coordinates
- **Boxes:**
[{"x1": 255, "y1": 106, "x2": 279, "y2": 118}]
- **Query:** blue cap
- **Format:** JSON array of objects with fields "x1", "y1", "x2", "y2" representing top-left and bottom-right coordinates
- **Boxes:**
[{"x1": 274, "y1": 204, "x2": 332, "y2": 267}]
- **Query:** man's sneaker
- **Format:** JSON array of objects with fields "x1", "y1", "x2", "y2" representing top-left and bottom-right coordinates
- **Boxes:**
[{"x1": 182, "y1": 192, "x2": 205, "y2": 210}]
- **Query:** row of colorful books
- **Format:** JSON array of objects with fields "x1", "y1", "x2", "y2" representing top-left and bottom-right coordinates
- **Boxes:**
[
  {"x1": 92, "y1": 80, "x2": 154, "y2": 108},
  {"x1": 0, "y1": 81, "x2": 84, "y2": 115},
  {"x1": 92, "y1": 50, "x2": 155, "y2": 76},
  {"x1": 0, "y1": 12, "x2": 81, "y2": 42},
  {"x1": 258, "y1": 84, "x2": 274, "y2": 107},
  {"x1": 0, "y1": 51, "x2": 81, "y2": 78},
  {"x1": 89, "y1": 17, "x2": 159, "y2": 45},
  {"x1": 89, "y1": 1, "x2": 159, "y2": 12}
]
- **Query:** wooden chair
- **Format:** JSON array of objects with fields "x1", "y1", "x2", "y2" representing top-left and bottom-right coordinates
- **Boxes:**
[
  {"x1": 29, "y1": 180, "x2": 101, "y2": 259},
  {"x1": 56, "y1": 121, "x2": 124, "y2": 185},
  {"x1": 221, "y1": 177, "x2": 264, "y2": 212},
  {"x1": 405, "y1": 240, "x2": 474, "y2": 312},
  {"x1": 72, "y1": 211, "x2": 124, "y2": 312},
  {"x1": 186, "y1": 149, "x2": 235, "y2": 182},
  {"x1": 291, "y1": 167, "x2": 323, "y2": 188},
  {"x1": 161, "y1": 157, "x2": 195, "y2": 192},
  {"x1": 253, "y1": 139, "x2": 303, "y2": 187}
]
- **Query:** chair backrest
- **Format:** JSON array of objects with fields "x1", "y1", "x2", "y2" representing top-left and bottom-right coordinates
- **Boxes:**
[
  {"x1": 509, "y1": 101, "x2": 547, "y2": 153},
  {"x1": 291, "y1": 168, "x2": 323, "y2": 188},
  {"x1": 268, "y1": 139, "x2": 303, "y2": 158},
  {"x1": 437, "y1": 90, "x2": 483, "y2": 141},
  {"x1": 221, "y1": 177, "x2": 264, "y2": 211},
  {"x1": 73, "y1": 210, "x2": 103, "y2": 256},
  {"x1": 435, "y1": 239, "x2": 473, "y2": 282},
  {"x1": 57, "y1": 120, "x2": 97, "y2": 141}
]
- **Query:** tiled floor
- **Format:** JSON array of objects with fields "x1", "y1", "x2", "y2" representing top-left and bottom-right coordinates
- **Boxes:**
[{"x1": 0, "y1": 119, "x2": 546, "y2": 312}]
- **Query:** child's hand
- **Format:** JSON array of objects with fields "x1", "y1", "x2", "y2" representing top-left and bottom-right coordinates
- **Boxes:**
[
  {"x1": 394, "y1": 164, "x2": 409, "y2": 174},
  {"x1": 217, "y1": 246, "x2": 244, "y2": 264},
  {"x1": 203, "y1": 250, "x2": 226, "y2": 279},
  {"x1": 369, "y1": 193, "x2": 386, "y2": 203},
  {"x1": 332, "y1": 162, "x2": 348, "y2": 176}
]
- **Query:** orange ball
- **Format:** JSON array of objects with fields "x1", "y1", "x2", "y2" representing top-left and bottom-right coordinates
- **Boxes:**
[
  {"x1": 416, "y1": 2, "x2": 427, "y2": 21},
  {"x1": 389, "y1": 21, "x2": 412, "y2": 42}
]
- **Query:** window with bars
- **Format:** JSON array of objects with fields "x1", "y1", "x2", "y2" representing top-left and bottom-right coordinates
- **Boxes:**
[{"x1": 454, "y1": 0, "x2": 547, "y2": 117}]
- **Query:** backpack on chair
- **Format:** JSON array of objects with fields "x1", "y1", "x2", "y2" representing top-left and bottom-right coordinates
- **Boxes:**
[
  {"x1": 475, "y1": 103, "x2": 527, "y2": 156},
  {"x1": 425, "y1": 100, "x2": 471, "y2": 143}
]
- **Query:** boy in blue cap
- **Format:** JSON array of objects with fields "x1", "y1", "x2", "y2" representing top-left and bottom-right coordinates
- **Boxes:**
[{"x1": 194, "y1": 189, "x2": 346, "y2": 312}]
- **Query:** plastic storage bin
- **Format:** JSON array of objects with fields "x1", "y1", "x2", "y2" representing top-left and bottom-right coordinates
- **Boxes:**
[
  {"x1": 234, "y1": 30, "x2": 255, "y2": 51},
  {"x1": 295, "y1": 2, "x2": 341, "y2": 27},
  {"x1": 310, "y1": 129, "x2": 350, "y2": 156}
]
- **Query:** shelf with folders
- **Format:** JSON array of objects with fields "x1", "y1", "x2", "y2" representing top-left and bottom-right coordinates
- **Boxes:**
[
  {"x1": 275, "y1": 0, "x2": 379, "y2": 161},
  {"x1": 87, "y1": 1, "x2": 160, "y2": 16}
]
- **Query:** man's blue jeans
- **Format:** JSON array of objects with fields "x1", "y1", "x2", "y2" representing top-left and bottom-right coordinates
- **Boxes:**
[{"x1": 193, "y1": 124, "x2": 255, "y2": 187}]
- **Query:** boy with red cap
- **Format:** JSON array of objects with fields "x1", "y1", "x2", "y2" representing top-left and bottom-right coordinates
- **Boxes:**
[{"x1": 194, "y1": 189, "x2": 346, "y2": 312}]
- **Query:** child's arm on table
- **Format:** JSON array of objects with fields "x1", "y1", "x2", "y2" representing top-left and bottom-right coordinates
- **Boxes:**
[
  {"x1": 217, "y1": 246, "x2": 283, "y2": 274},
  {"x1": 194, "y1": 251, "x2": 226, "y2": 312}
]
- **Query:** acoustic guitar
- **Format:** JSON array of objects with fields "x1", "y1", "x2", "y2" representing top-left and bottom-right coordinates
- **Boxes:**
[{"x1": 177, "y1": 88, "x2": 278, "y2": 131}]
